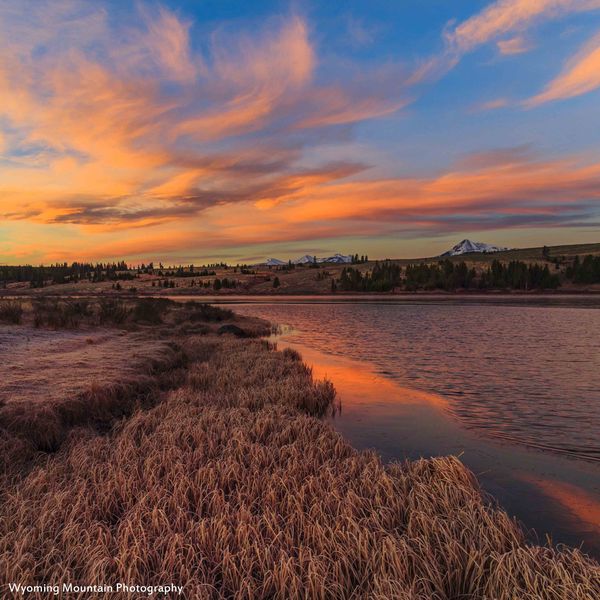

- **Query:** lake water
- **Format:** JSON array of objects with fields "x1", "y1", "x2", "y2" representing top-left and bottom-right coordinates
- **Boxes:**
[
  {"x1": 238, "y1": 302, "x2": 600, "y2": 460},
  {"x1": 200, "y1": 297, "x2": 600, "y2": 557}
]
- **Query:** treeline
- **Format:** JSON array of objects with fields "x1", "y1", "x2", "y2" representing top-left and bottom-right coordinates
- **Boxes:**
[
  {"x1": 478, "y1": 260, "x2": 559, "y2": 290},
  {"x1": 338, "y1": 262, "x2": 402, "y2": 292},
  {"x1": 159, "y1": 267, "x2": 216, "y2": 278},
  {"x1": 404, "y1": 261, "x2": 476, "y2": 291},
  {"x1": 151, "y1": 278, "x2": 239, "y2": 290},
  {"x1": 566, "y1": 255, "x2": 600, "y2": 284},
  {"x1": 336, "y1": 259, "x2": 561, "y2": 292},
  {"x1": 0, "y1": 262, "x2": 131, "y2": 288}
]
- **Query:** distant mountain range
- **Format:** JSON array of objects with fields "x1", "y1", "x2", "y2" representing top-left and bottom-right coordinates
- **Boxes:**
[
  {"x1": 262, "y1": 242, "x2": 509, "y2": 265},
  {"x1": 441, "y1": 239, "x2": 509, "y2": 257},
  {"x1": 264, "y1": 253, "x2": 352, "y2": 266}
]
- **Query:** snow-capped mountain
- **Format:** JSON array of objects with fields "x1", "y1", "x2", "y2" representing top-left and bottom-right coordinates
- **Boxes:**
[
  {"x1": 318, "y1": 253, "x2": 352, "y2": 264},
  {"x1": 262, "y1": 253, "x2": 352, "y2": 265},
  {"x1": 292, "y1": 254, "x2": 318, "y2": 264},
  {"x1": 265, "y1": 258, "x2": 286, "y2": 266},
  {"x1": 441, "y1": 239, "x2": 509, "y2": 257}
]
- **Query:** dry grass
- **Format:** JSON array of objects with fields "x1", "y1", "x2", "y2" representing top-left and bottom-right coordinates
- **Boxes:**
[
  {"x1": 0, "y1": 301, "x2": 598, "y2": 598},
  {"x1": 0, "y1": 299, "x2": 266, "y2": 459},
  {"x1": 0, "y1": 301, "x2": 23, "y2": 324}
]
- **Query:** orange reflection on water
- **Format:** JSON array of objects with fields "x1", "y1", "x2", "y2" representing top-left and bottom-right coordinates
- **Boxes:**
[
  {"x1": 277, "y1": 337, "x2": 449, "y2": 411},
  {"x1": 520, "y1": 474, "x2": 600, "y2": 535}
]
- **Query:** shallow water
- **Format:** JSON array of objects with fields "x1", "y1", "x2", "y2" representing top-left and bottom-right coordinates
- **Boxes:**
[{"x1": 215, "y1": 299, "x2": 600, "y2": 557}]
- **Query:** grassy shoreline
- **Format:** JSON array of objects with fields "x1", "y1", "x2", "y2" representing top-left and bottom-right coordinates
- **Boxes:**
[{"x1": 1, "y1": 299, "x2": 598, "y2": 598}]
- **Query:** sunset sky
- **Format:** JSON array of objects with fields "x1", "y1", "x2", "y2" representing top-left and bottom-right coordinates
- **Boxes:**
[{"x1": 1, "y1": 0, "x2": 600, "y2": 265}]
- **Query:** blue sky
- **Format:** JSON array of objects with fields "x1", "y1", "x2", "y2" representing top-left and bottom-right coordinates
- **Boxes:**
[{"x1": 1, "y1": 0, "x2": 600, "y2": 263}]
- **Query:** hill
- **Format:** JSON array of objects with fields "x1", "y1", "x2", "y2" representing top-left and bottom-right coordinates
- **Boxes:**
[{"x1": 0, "y1": 242, "x2": 598, "y2": 296}]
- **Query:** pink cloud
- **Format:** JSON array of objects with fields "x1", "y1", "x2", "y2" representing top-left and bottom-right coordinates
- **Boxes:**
[{"x1": 525, "y1": 30, "x2": 600, "y2": 106}]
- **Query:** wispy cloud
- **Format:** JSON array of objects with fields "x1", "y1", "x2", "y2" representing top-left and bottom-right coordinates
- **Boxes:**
[
  {"x1": 0, "y1": 1, "x2": 410, "y2": 235},
  {"x1": 497, "y1": 35, "x2": 535, "y2": 55},
  {"x1": 410, "y1": 0, "x2": 600, "y2": 88},
  {"x1": 445, "y1": 0, "x2": 600, "y2": 55},
  {"x1": 16, "y1": 147, "x2": 600, "y2": 263},
  {"x1": 473, "y1": 97, "x2": 510, "y2": 112},
  {"x1": 345, "y1": 15, "x2": 379, "y2": 47},
  {"x1": 525, "y1": 30, "x2": 600, "y2": 105}
]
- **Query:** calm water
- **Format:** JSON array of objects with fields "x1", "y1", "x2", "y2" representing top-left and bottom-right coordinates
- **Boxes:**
[
  {"x1": 235, "y1": 302, "x2": 600, "y2": 460},
  {"x1": 215, "y1": 299, "x2": 600, "y2": 556}
]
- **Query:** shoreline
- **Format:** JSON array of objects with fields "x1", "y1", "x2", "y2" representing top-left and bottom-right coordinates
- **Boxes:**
[
  {"x1": 3, "y1": 288, "x2": 600, "y2": 297},
  {"x1": 269, "y1": 328, "x2": 600, "y2": 557},
  {"x1": 1, "y1": 298, "x2": 598, "y2": 598},
  {"x1": 3, "y1": 291, "x2": 600, "y2": 309}
]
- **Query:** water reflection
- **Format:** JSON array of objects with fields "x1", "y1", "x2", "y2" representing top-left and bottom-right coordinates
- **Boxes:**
[{"x1": 518, "y1": 475, "x2": 600, "y2": 540}]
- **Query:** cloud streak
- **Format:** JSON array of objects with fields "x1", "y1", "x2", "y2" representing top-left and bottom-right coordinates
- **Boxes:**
[
  {"x1": 497, "y1": 35, "x2": 534, "y2": 55},
  {"x1": 410, "y1": 0, "x2": 600, "y2": 93},
  {"x1": 13, "y1": 147, "x2": 600, "y2": 263},
  {"x1": 525, "y1": 31, "x2": 600, "y2": 105},
  {"x1": 445, "y1": 0, "x2": 600, "y2": 55},
  {"x1": 0, "y1": 1, "x2": 409, "y2": 234}
]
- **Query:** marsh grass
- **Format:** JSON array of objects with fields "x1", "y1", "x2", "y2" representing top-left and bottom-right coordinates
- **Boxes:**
[
  {"x1": 0, "y1": 301, "x2": 23, "y2": 324},
  {"x1": 132, "y1": 298, "x2": 170, "y2": 324},
  {"x1": 32, "y1": 298, "x2": 92, "y2": 328},
  {"x1": 98, "y1": 298, "x2": 130, "y2": 324},
  {"x1": 186, "y1": 300, "x2": 234, "y2": 322},
  {"x1": 0, "y1": 302, "x2": 598, "y2": 599}
]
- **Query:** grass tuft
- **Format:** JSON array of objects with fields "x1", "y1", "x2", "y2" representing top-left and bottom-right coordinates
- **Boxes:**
[
  {"x1": 98, "y1": 298, "x2": 129, "y2": 324},
  {"x1": 0, "y1": 301, "x2": 23, "y2": 324}
]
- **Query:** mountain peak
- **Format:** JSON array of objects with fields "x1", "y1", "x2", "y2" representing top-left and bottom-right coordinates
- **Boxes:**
[
  {"x1": 262, "y1": 253, "x2": 352, "y2": 266},
  {"x1": 441, "y1": 239, "x2": 509, "y2": 257},
  {"x1": 265, "y1": 258, "x2": 286, "y2": 266}
]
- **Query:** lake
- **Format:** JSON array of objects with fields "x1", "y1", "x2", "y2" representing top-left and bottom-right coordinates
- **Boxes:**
[{"x1": 202, "y1": 297, "x2": 600, "y2": 556}]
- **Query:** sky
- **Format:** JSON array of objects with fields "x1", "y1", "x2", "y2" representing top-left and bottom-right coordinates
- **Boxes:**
[{"x1": 1, "y1": 0, "x2": 600, "y2": 264}]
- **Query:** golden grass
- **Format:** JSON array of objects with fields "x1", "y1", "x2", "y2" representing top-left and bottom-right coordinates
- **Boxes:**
[{"x1": 0, "y1": 300, "x2": 598, "y2": 598}]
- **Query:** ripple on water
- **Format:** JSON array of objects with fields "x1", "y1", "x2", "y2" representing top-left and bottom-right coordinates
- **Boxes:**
[{"x1": 230, "y1": 302, "x2": 600, "y2": 462}]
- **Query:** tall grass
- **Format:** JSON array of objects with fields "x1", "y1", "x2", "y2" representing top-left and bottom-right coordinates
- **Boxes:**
[
  {"x1": 132, "y1": 298, "x2": 170, "y2": 324},
  {"x1": 0, "y1": 301, "x2": 23, "y2": 324},
  {"x1": 98, "y1": 298, "x2": 130, "y2": 324},
  {"x1": 32, "y1": 298, "x2": 91, "y2": 328},
  {"x1": 185, "y1": 300, "x2": 234, "y2": 322},
  {"x1": 0, "y1": 310, "x2": 598, "y2": 599}
]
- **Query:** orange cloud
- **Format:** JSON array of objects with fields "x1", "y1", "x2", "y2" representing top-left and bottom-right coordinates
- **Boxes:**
[
  {"x1": 136, "y1": 5, "x2": 202, "y2": 82},
  {"x1": 17, "y1": 147, "x2": 598, "y2": 263},
  {"x1": 474, "y1": 98, "x2": 510, "y2": 112},
  {"x1": 2, "y1": 2, "x2": 600, "y2": 264},
  {"x1": 525, "y1": 31, "x2": 600, "y2": 105},
  {"x1": 446, "y1": 0, "x2": 600, "y2": 54},
  {"x1": 411, "y1": 1, "x2": 600, "y2": 92},
  {"x1": 0, "y1": 2, "x2": 410, "y2": 247}
]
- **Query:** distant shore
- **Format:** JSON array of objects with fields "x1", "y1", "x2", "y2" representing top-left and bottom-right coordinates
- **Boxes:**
[{"x1": 3, "y1": 288, "x2": 600, "y2": 308}]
